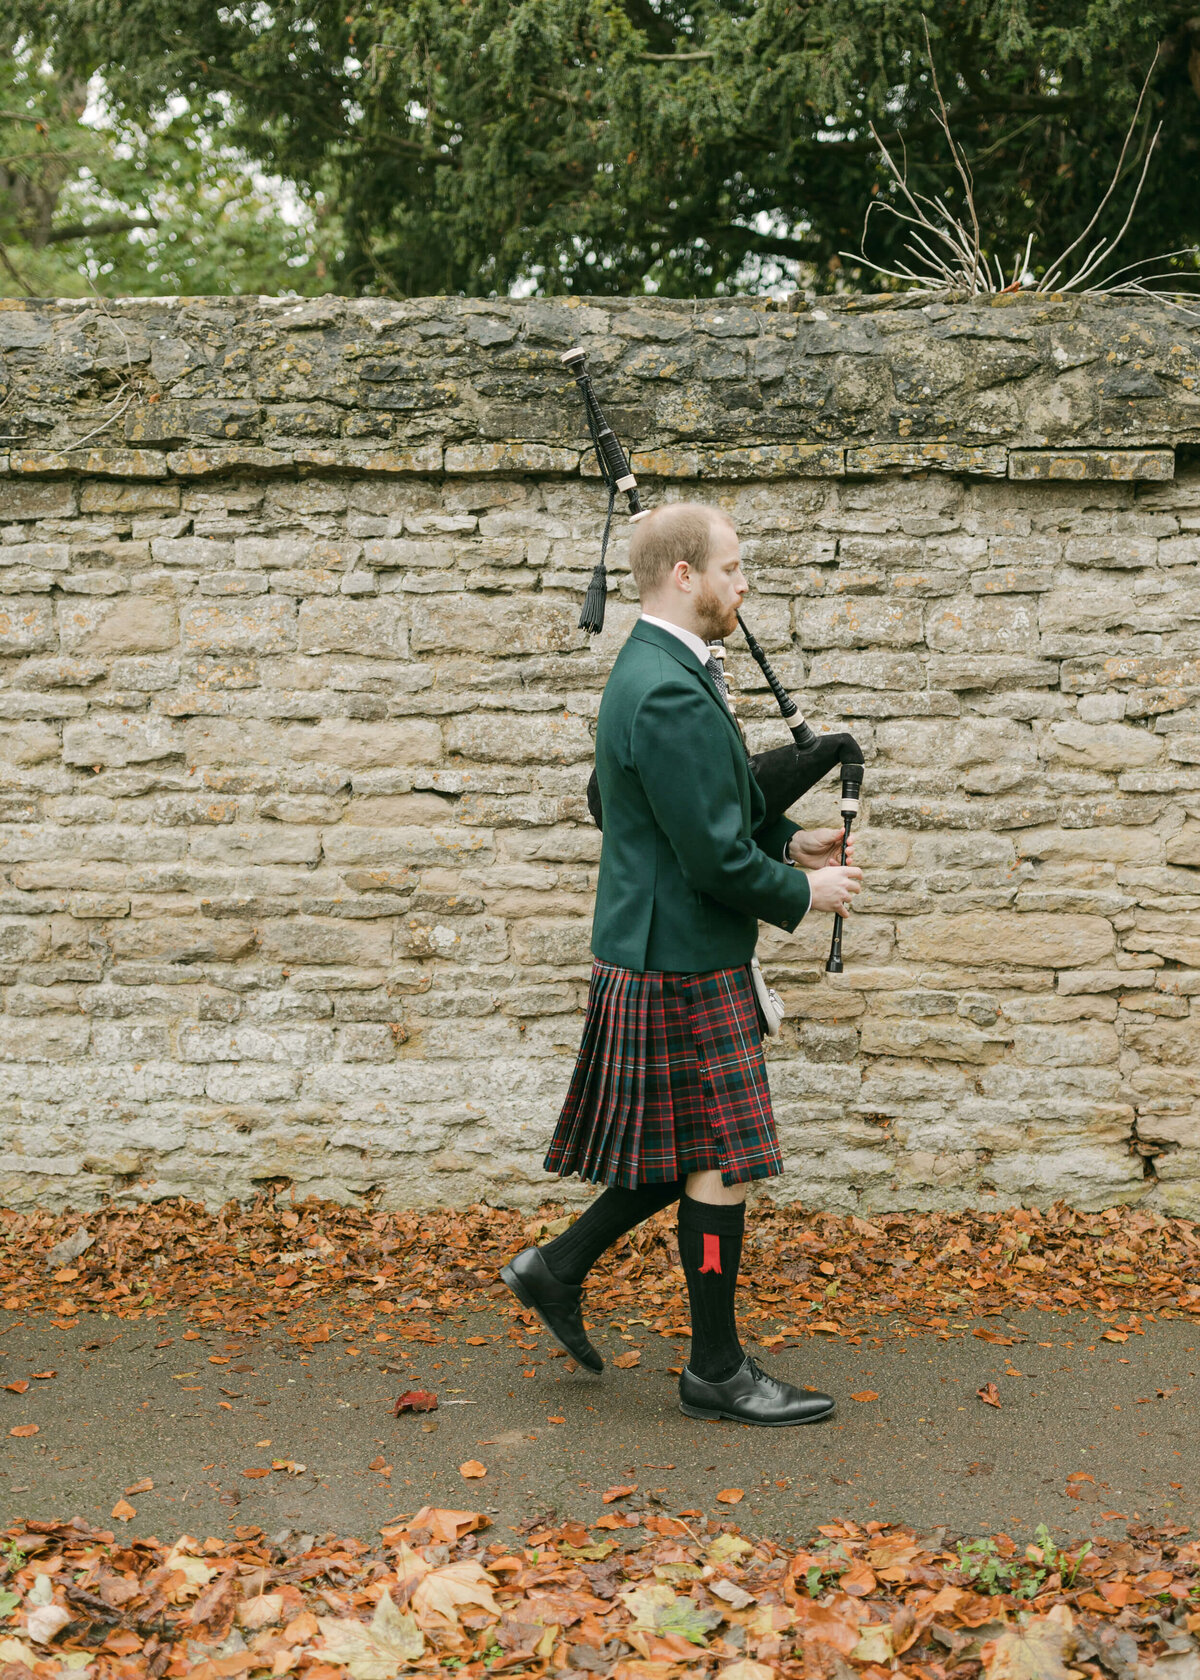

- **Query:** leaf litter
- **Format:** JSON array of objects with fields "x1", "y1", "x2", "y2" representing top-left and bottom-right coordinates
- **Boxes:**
[
  {"x1": 2, "y1": 1193, "x2": 1200, "y2": 1672},
  {"x1": 1, "y1": 1506, "x2": 1198, "y2": 1678},
  {"x1": 1, "y1": 1195, "x2": 1196, "y2": 1352}
]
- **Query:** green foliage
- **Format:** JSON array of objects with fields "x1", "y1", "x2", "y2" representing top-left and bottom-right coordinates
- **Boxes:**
[
  {"x1": 956, "y1": 1525, "x2": 1091, "y2": 1598},
  {"x1": 0, "y1": 46, "x2": 337, "y2": 296},
  {"x1": 4, "y1": 1, "x2": 1199, "y2": 297}
]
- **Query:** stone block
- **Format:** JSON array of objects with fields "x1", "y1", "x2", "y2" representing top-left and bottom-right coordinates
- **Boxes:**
[
  {"x1": 182, "y1": 599, "x2": 297, "y2": 655},
  {"x1": 1166, "y1": 823, "x2": 1200, "y2": 866},
  {"x1": 896, "y1": 912, "x2": 1114, "y2": 968},
  {"x1": 633, "y1": 443, "x2": 844, "y2": 479},
  {"x1": 283, "y1": 719, "x2": 441, "y2": 768},
  {"x1": 0, "y1": 723, "x2": 59, "y2": 766},
  {"x1": 1009, "y1": 449, "x2": 1174, "y2": 481},
  {"x1": 846, "y1": 444, "x2": 1007, "y2": 476},
  {"x1": 1011, "y1": 1021, "x2": 1120, "y2": 1066},
  {"x1": 323, "y1": 825, "x2": 490, "y2": 868},
  {"x1": 0, "y1": 1018, "x2": 90, "y2": 1060},
  {"x1": 400, "y1": 914, "x2": 509, "y2": 963},
  {"x1": 1043, "y1": 719, "x2": 1162, "y2": 771},
  {"x1": 0, "y1": 480, "x2": 76, "y2": 519},
  {"x1": 444, "y1": 442, "x2": 580, "y2": 474},
  {"x1": 795, "y1": 598, "x2": 924, "y2": 649},
  {"x1": 0, "y1": 599, "x2": 55, "y2": 655},
  {"x1": 258, "y1": 917, "x2": 392, "y2": 966},
  {"x1": 62, "y1": 715, "x2": 183, "y2": 768},
  {"x1": 925, "y1": 595, "x2": 1036, "y2": 655},
  {"x1": 58, "y1": 598, "x2": 177, "y2": 656},
  {"x1": 298, "y1": 598, "x2": 408, "y2": 657},
  {"x1": 411, "y1": 597, "x2": 584, "y2": 655},
  {"x1": 444, "y1": 713, "x2": 594, "y2": 765}
]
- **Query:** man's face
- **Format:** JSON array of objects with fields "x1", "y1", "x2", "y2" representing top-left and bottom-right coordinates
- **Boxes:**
[{"x1": 692, "y1": 519, "x2": 747, "y2": 640}]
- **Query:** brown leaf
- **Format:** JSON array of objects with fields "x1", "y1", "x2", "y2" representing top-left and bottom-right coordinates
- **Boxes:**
[
  {"x1": 1101, "y1": 1329, "x2": 1128, "y2": 1343},
  {"x1": 716, "y1": 1488, "x2": 744, "y2": 1505},
  {"x1": 458, "y1": 1460, "x2": 487, "y2": 1479},
  {"x1": 981, "y1": 1608, "x2": 1076, "y2": 1679},
  {"x1": 601, "y1": 1484, "x2": 637, "y2": 1503},
  {"x1": 124, "y1": 1477, "x2": 154, "y2": 1495},
  {"x1": 188, "y1": 1572, "x2": 239, "y2": 1644},
  {"x1": 4, "y1": 1380, "x2": 28, "y2": 1394},
  {"x1": 612, "y1": 1350, "x2": 641, "y2": 1368},
  {"x1": 243, "y1": 1467, "x2": 271, "y2": 1479},
  {"x1": 977, "y1": 1382, "x2": 1002, "y2": 1408},
  {"x1": 9, "y1": 1423, "x2": 38, "y2": 1437},
  {"x1": 368, "y1": 1456, "x2": 390, "y2": 1471},
  {"x1": 29, "y1": 1371, "x2": 55, "y2": 1380},
  {"x1": 394, "y1": 1389, "x2": 438, "y2": 1415},
  {"x1": 111, "y1": 1498, "x2": 136, "y2": 1521},
  {"x1": 849, "y1": 1390, "x2": 879, "y2": 1402}
]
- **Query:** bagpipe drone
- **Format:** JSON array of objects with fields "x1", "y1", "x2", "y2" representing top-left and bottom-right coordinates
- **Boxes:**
[{"x1": 561, "y1": 347, "x2": 865, "y2": 975}]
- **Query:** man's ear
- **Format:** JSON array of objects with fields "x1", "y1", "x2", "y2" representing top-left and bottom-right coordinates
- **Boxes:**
[{"x1": 672, "y1": 559, "x2": 692, "y2": 592}]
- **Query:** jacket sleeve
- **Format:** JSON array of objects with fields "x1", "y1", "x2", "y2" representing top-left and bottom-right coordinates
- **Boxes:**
[
  {"x1": 631, "y1": 679, "x2": 811, "y2": 931},
  {"x1": 753, "y1": 813, "x2": 802, "y2": 864}
]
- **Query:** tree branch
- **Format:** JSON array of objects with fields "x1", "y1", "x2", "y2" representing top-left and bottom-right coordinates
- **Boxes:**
[
  {"x1": 43, "y1": 215, "x2": 158, "y2": 244},
  {"x1": 638, "y1": 51, "x2": 714, "y2": 61}
]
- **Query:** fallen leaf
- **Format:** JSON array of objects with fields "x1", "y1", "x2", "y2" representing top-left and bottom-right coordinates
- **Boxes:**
[
  {"x1": 850, "y1": 1390, "x2": 879, "y2": 1402},
  {"x1": 977, "y1": 1382, "x2": 1002, "y2": 1408},
  {"x1": 25, "y1": 1603, "x2": 71, "y2": 1646},
  {"x1": 717, "y1": 1663, "x2": 777, "y2": 1680},
  {"x1": 458, "y1": 1460, "x2": 487, "y2": 1479},
  {"x1": 393, "y1": 1389, "x2": 437, "y2": 1415},
  {"x1": 621, "y1": 1582, "x2": 721, "y2": 1646},
  {"x1": 29, "y1": 1372, "x2": 55, "y2": 1381},
  {"x1": 316, "y1": 1593, "x2": 424, "y2": 1679},
  {"x1": 243, "y1": 1467, "x2": 271, "y2": 1479},
  {"x1": 981, "y1": 1608, "x2": 1076, "y2": 1679},
  {"x1": 1101, "y1": 1330, "x2": 1128, "y2": 1343},
  {"x1": 602, "y1": 1484, "x2": 637, "y2": 1503},
  {"x1": 412, "y1": 1558, "x2": 502, "y2": 1622},
  {"x1": 9, "y1": 1424, "x2": 38, "y2": 1437},
  {"x1": 4, "y1": 1380, "x2": 28, "y2": 1394},
  {"x1": 709, "y1": 1577, "x2": 755, "y2": 1610},
  {"x1": 110, "y1": 1498, "x2": 136, "y2": 1521},
  {"x1": 368, "y1": 1456, "x2": 389, "y2": 1471},
  {"x1": 613, "y1": 1350, "x2": 642, "y2": 1368},
  {"x1": 124, "y1": 1477, "x2": 154, "y2": 1495},
  {"x1": 716, "y1": 1488, "x2": 744, "y2": 1505}
]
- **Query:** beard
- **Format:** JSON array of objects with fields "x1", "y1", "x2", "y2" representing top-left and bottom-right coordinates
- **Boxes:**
[{"x1": 694, "y1": 577, "x2": 739, "y2": 641}]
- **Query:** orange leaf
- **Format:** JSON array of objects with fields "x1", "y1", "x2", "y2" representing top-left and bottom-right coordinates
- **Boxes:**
[
  {"x1": 243, "y1": 1467, "x2": 271, "y2": 1479},
  {"x1": 30, "y1": 1371, "x2": 55, "y2": 1380},
  {"x1": 111, "y1": 1498, "x2": 136, "y2": 1521},
  {"x1": 613, "y1": 1350, "x2": 641, "y2": 1369},
  {"x1": 4, "y1": 1380, "x2": 28, "y2": 1394},
  {"x1": 850, "y1": 1390, "x2": 879, "y2": 1402},
  {"x1": 716, "y1": 1488, "x2": 744, "y2": 1505},
  {"x1": 840, "y1": 1562, "x2": 877, "y2": 1595},
  {"x1": 1101, "y1": 1330, "x2": 1128, "y2": 1343},
  {"x1": 125, "y1": 1477, "x2": 154, "y2": 1495},
  {"x1": 810, "y1": 1320, "x2": 841, "y2": 1334},
  {"x1": 602, "y1": 1484, "x2": 637, "y2": 1503},
  {"x1": 977, "y1": 1382, "x2": 1002, "y2": 1408},
  {"x1": 465, "y1": 1336, "x2": 488, "y2": 1346},
  {"x1": 459, "y1": 1460, "x2": 487, "y2": 1479},
  {"x1": 9, "y1": 1423, "x2": 38, "y2": 1437},
  {"x1": 208, "y1": 1356, "x2": 230, "y2": 1365},
  {"x1": 368, "y1": 1456, "x2": 391, "y2": 1472},
  {"x1": 394, "y1": 1389, "x2": 437, "y2": 1415}
]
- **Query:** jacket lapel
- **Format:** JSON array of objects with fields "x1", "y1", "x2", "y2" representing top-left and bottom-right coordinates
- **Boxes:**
[{"x1": 629, "y1": 620, "x2": 745, "y2": 754}]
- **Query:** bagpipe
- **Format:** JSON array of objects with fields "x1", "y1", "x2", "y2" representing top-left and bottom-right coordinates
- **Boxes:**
[{"x1": 562, "y1": 347, "x2": 865, "y2": 975}]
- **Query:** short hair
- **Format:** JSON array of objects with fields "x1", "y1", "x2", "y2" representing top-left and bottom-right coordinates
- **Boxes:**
[{"x1": 628, "y1": 502, "x2": 734, "y2": 600}]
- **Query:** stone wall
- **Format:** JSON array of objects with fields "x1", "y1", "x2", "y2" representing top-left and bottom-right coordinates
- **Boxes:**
[{"x1": 0, "y1": 291, "x2": 1198, "y2": 1214}]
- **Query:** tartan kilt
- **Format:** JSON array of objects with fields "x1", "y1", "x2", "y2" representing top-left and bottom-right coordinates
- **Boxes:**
[{"x1": 543, "y1": 959, "x2": 783, "y2": 1190}]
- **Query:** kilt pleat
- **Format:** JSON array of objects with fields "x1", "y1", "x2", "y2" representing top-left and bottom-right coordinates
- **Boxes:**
[{"x1": 544, "y1": 959, "x2": 782, "y2": 1189}]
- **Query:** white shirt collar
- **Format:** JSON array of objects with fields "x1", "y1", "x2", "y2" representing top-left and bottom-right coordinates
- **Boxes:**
[{"x1": 639, "y1": 614, "x2": 713, "y2": 670}]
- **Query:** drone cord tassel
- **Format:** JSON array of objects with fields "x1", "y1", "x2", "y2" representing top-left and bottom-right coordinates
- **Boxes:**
[{"x1": 578, "y1": 485, "x2": 617, "y2": 634}]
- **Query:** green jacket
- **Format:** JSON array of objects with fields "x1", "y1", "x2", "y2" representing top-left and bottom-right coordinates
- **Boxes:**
[{"x1": 591, "y1": 620, "x2": 811, "y2": 972}]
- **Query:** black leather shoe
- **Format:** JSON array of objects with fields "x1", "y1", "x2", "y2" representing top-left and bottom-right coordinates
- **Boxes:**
[
  {"x1": 499, "y1": 1247, "x2": 603, "y2": 1374},
  {"x1": 679, "y1": 1355, "x2": 835, "y2": 1426}
]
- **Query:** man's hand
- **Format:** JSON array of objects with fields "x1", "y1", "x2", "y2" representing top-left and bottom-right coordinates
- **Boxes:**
[
  {"x1": 787, "y1": 827, "x2": 856, "y2": 870},
  {"x1": 805, "y1": 864, "x2": 863, "y2": 918}
]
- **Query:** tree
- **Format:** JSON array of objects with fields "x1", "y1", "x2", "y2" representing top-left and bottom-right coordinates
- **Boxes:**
[
  {"x1": 0, "y1": 45, "x2": 337, "y2": 296},
  {"x1": 5, "y1": 0, "x2": 1199, "y2": 299}
]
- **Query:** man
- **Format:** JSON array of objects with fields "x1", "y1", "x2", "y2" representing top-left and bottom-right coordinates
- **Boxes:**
[{"x1": 501, "y1": 502, "x2": 863, "y2": 1426}]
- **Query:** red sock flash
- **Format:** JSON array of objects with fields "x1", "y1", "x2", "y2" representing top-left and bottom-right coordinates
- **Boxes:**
[{"x1": 700, "y1": 1233, "x2": 722, "y2": 1274}]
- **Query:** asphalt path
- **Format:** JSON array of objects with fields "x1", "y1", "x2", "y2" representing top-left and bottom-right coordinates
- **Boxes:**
[{"x1": 0, "y1": 1304, "x2": 1195, "y2": 1548}]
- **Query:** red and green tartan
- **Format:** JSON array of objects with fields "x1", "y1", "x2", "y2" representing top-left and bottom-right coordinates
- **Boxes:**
[{"x1": 543, "y1": 959, "x2": 783, "y2": 1190}]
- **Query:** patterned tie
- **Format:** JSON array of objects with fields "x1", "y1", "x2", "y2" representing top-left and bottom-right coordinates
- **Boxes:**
[{"x1": 705, "y1": 655, "x2": 731, "y2": 705}]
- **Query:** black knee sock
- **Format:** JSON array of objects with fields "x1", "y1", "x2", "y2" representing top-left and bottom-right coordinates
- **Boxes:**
[
  {"x1": 539, "y1": 1180, "x2": 684, "y2": 1287},
  {"x1": 678, "y1": 1193, "x2": 746, "y2": 1383}
]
